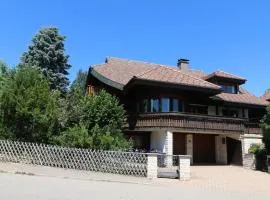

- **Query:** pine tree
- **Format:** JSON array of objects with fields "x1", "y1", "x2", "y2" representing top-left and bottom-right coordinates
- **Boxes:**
[{"x1": 21, "y1": 27, "x2": 71, "y2": 93}]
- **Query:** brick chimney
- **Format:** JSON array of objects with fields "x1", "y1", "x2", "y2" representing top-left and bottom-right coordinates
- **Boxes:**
[{"x1": 177, "y1": 59, "x2": 189, "y2": 71}]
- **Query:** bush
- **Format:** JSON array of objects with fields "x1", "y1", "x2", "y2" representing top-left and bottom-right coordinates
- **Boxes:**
[
  {"x1": 53, "y1": 124, "x2": 92, "y2": 148},
  {"x1": 251, "y1": 145, "x2": 268, "y2": 171}
]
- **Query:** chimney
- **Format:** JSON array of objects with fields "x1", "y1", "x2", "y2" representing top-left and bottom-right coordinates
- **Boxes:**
[{"x1": 177, "y1": 58, "x2": 190, "y2": 71}]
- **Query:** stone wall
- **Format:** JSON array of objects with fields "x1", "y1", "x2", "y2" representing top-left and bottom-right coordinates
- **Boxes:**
[
  {"x1": 147, "y1": 154, "x2": 157, "y2": 179},
  {"x1": 178, "y1": 156, "x2": 191, "y2": 181},
  {"x1": 241, "y1": 134, "x2": 263, "y2": 154},
  {"x1": 243, "y1": 153, "x2": 255, "y2": 169}
]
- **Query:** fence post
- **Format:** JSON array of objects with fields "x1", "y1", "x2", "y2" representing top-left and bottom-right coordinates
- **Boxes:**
[
  {"x1": 147, "y1": 153, "x2": 157, "y2": 179},
  {"x1": 178, "y1": 155, "x2": 191, "y2": 181}
]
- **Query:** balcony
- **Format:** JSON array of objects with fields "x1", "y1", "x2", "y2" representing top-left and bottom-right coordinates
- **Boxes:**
[
  {"x1": 126, "y1": 112, "x2": 249, "y2": 134},
  {"x1": 246, "y1": 123, "x2": 262, "y2": 134}
]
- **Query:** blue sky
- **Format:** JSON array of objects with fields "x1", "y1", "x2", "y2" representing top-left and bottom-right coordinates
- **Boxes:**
[{"x1": 0, "y1": 0, "x2": 269, "y2": 96}]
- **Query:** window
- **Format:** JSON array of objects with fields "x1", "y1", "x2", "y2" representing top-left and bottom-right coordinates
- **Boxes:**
[
  {"x1": 222, "y1": 108, "x2": 239, "y2": 117},
  {"x1": 221, "y1": 85, "x2": 236, "y2": 94},
  {"x1": 170, "y1": 99, "x2": 182, "y2": 112},
  {"x1": 188, "y1": 104, "x2": 208, "y2": 114},
  {"x1": 151, "y1": 98, "x2": 160, "y2": 112},
  {"x1": 161, "y1": 98, "x2": 170, "y2": 112},
  {"x1": 139, "y1": 97, "x2": 183, "y2": 113},
  {"x1": 140, "y1": 99, "x2": 150, "y2": 112}
]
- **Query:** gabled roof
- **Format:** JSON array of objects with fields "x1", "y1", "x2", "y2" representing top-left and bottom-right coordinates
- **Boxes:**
[
  {"x1": 261, "y1": 89, "x2": 270, "y2": 101},
  {"x1": 204, "y1": 70, "x2": 246, "y2": 83},
  {"x1": 89, "y1": 57, "x2": 267, "y2": 107},
  {"x1": 91, "y1": 57, "x2": 221, "y2": 91}
]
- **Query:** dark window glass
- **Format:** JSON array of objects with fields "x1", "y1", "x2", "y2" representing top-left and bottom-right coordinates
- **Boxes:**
[
  {"x1": 151, "y1": 98, "x2": 160, "y2": 112},
  {"x1": 141, "y1": 99, "x2": 150, "y2": 113},
  {"x1": 221, "y1": 85, "x2": 236, "y2": 94},
  {"x1": 161, "y1": 98, "x2": 170, "y2": 112},
  {"x1": 222, "y1": 108, "x2": 239, "y2": 117},
  {"x1": 170, "y1": 99, "x2": 181, "y2": 112},
  {"x1": 188, "y1": 105, "x2": 207, "y2": 114}
]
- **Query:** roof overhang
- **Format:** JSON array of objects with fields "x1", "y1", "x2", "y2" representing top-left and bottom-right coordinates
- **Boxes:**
[
  {"x1": 89, "y1": 67, "x2": 124, "y2": 90},
  {"x1": 210, "y1": 96, "x2": 268, "y2": 108},
  {"x1": 124, "y1": 77, "x2": 221, "y2": 94},
  {"x1": 205, "y1": 76, "x2": 246, "y2": 85}
]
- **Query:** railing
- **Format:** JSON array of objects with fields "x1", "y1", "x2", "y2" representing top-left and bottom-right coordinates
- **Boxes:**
[
  {"x1": 126, "y1": 112, "x2": 247, "y2": 134},
  {"x1": 246, "y1": 123, "x2": 262, "y2": 134}
]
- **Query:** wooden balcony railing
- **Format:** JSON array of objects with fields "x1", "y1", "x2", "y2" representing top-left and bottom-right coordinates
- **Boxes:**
[
  {"x1": 245, "y1": 123, "x2": 262, "y2": 134},
  {"x1": 126, "y1": 112, "x2": 250, "y2": 134}
]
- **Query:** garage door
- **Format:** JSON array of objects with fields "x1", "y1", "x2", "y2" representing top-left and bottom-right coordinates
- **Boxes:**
[
  {"x1": 193, "y1": 134, "x2": 215, "y2": 164},
  {"x1": 173, "y1": 133, "x2": 186, "y2": 155}
]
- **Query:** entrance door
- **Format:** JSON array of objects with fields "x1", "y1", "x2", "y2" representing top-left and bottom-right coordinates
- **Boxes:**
[
  {"x1": 226, "y1": 137, "x2": 242, "y2": 165},
  {"x1": 193, "y1": 134, "x2": 215, "y2": 164},
  {"x1": 173, "y1": 133, "x2": 186, "y2": 155}
]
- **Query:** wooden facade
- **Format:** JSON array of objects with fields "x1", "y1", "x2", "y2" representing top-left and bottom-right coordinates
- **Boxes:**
[{"x1": 87, "y1": 61, "x2": 266, "y2": 136}]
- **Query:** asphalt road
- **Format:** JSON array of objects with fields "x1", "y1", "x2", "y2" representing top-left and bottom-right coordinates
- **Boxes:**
[{"x1": 0, "y1": 172, "x2": 269, "y2": 200}]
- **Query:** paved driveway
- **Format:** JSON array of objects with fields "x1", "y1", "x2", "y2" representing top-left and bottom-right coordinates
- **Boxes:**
[
  {"x1": 0, "y1": 164, "x2": 269, "y2": 200},
  {"x1": 189, "y1": 165, "x2": 270, "y2": 194}
]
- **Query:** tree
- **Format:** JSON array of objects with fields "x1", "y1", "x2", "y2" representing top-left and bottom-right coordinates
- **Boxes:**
[
  {"x1": 261, "y1": 105, "x2": 270, "y2": 153},
  {"x1": 64, "y1": 70, "x2": 88, "y2": 127},
  {"x1": 70, "y1": 70, "x2": 88, "y2": 96},
  {"x1": 0, "y1": 66, "x2": 63, "y2": 142},
  {"x1": 55, "y1": 90, "x2": 132, "y2": 150},
  {"x1": 21, "y1": 27, "x2": 71, "y2": 93},
  {"x1": 53, "y1": 123, "x2": 92, "y2": 148},
  {"x1": 81, "y1": 90, "x2": 131, "y2": 150},
  {"x1": 0, "y1": 60, "x2": 12, "y2": 139},
  {"x1": 0, "y1": 60, "x2": 8, "y2": 88}
]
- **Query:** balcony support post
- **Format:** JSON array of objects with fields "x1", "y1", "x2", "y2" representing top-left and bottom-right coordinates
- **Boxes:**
[{"x1": 186, "y1": 134, "x2": 193, "y2": 164}]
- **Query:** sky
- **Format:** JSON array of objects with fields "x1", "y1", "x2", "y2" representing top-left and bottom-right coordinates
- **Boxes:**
[{"x1": 0, "y1": 0, "x2": 269, "y2": 96}]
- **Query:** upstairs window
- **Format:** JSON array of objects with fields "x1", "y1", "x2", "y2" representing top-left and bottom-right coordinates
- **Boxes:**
[
  {"x1": 221, "y1": 84, "x2": 237, "y2": 94},
  {"x1": 151, "y1": 98, "x2": 160, "y2": 112},
  {"x1": 222, "y1": 108, "x2": 239, "y2": 118},
  {"x1": 161, "y1": 98, "x2": 170, "y2": 112},
  {"x1": 170, "y1": 99, "x2": 182, "y2": 112},
  {"x1": 188, "y1": 104, "x2": 208, "y2": 114},
  {"x1": 139, "y1": 97, "x2": 183, "y2": 113}
]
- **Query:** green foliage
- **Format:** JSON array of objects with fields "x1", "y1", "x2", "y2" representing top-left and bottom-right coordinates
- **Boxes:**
[
  {"x1": 65, "y1": 70, "x2": 88, "y2": 126},
  {"x1": 0, "y1": 66, "x2": 63, "y2": 142},
  {"x1": 53, "y1": 124, "x2": 92, "y2": 148},
  {"x1": 21, "y1": 27, "x2": 71, "y2": 93},
  {"x1": 55, "y1": 89, "x2": 132, "y2": 150},
  {"x1": 0, "y1": 60, "x2": 8, "y2": 89},
  {"x1": 1, "y1": 28, "x2": 130, "y2": 151},
  {"x1": 261, "y1": 105, "x2": 270, "y2": 153},
  {"x1": 70, "y1": 70, "x2": 88, "y2": 96},
  {"x1": 248, "y1": 143, "x2": 261, "y2": 154},
  {"x1": 81, "y1": 90, "x2": 125, "y2": 132},
  {"x1": 254, "y1": 147, "x2": 268, "y2": 171}
]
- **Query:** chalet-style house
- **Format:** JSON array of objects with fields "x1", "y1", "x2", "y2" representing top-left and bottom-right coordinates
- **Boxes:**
[{"x1": 87, "y1": 57, "x2": 269, "y2": 165}]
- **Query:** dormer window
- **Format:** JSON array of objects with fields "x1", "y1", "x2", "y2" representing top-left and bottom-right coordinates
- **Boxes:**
[{"x1": 221, "y1": 84, "x2": 237, "y2": 94}]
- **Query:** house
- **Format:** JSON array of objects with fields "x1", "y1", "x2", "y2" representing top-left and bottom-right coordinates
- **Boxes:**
[{"x1": 86, "y1": 57, "x2": 268, "y2": 165}]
